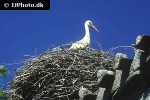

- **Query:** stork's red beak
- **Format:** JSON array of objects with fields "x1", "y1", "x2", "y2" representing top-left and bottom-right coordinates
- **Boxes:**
[{"x1": 91, "y1": 24, "x2": 99, "y2": 33}]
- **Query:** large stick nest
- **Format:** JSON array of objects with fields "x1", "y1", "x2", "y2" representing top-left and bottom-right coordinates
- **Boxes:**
[{"x1": 8, "y1": 47, "x2": 114, "y2": 100}]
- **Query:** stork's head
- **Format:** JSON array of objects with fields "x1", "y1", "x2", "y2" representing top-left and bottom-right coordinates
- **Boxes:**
[{"x1": 85, "y1": 20, "x2": 99, "y2": 33}]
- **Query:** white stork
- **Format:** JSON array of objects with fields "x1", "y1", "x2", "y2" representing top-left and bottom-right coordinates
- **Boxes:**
[{"x1": 69, "y1": 20, "x2": 99, "y2": 50}]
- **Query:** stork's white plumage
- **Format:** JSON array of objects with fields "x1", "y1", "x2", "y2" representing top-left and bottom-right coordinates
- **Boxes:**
[{"x1": 69, "y1": 20, "x2": 99, "y2": 50}]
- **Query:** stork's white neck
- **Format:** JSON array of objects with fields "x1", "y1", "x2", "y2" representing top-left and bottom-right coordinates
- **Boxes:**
[{"x1": 84, "y1": 24, "x2": 90, "y2": 39}]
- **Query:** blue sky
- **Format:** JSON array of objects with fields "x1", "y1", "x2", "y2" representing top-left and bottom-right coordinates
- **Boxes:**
[{"x1": 0, "y1": 0, "x2": 150, "y2": 87}]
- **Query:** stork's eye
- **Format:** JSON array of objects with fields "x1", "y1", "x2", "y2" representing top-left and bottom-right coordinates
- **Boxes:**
[{"x1": 89, "y1": 22, "x2": 92, "y2": 25}]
